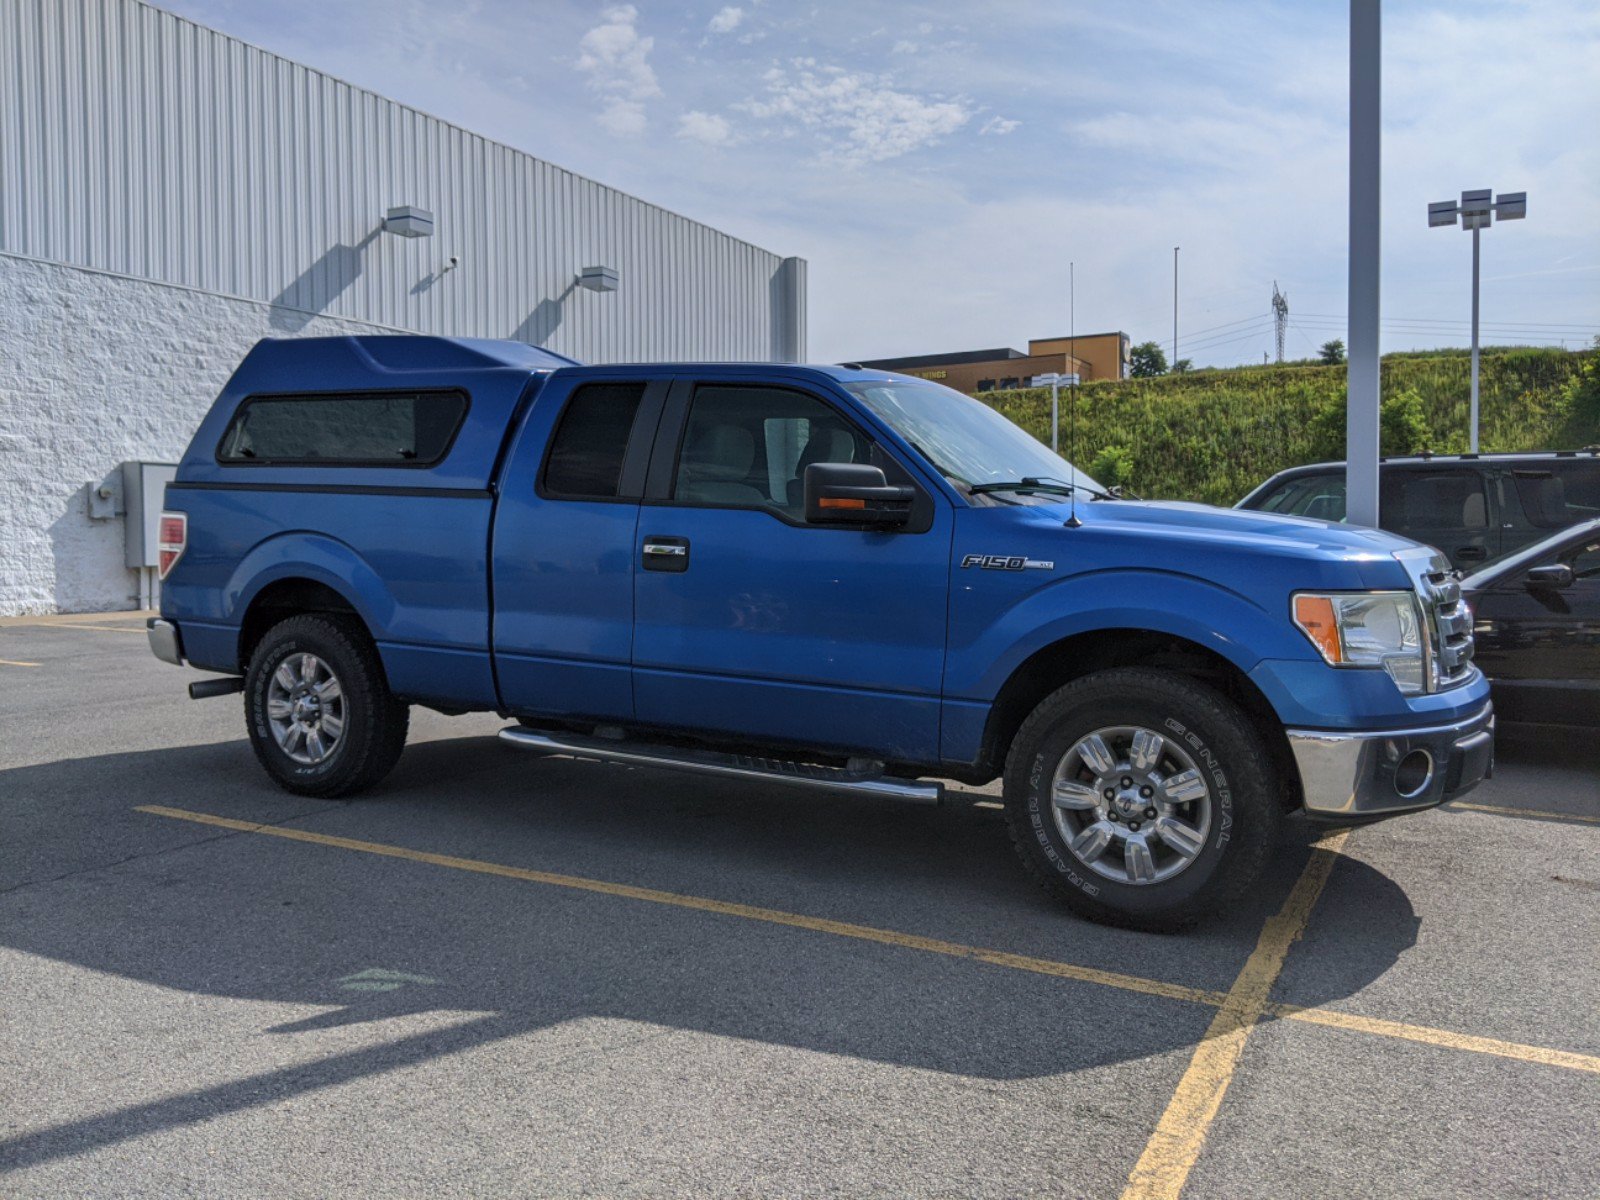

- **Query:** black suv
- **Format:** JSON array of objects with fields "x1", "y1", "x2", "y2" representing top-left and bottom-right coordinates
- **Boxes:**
[{"x1": 1236, "y1": 450, "x2": 1600, "y2": 570}]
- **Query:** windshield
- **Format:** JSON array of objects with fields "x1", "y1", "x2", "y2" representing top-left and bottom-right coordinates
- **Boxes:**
[{"x1": 844, "y1": 378, "x2": 1107, "y2": 499}]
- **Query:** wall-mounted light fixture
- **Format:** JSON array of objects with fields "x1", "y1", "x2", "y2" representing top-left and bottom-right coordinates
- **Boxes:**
[
  {"x1": 578, "y1": 265, "x2": 619, "y2": 293},
  {"x1": 383, "y1": 205, "x2": 435, "y2": 238}
]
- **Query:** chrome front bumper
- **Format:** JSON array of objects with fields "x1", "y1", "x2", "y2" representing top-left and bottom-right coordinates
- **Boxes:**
[
  {"x1": 147, "y1": 618, "x2": 184, "y2": 666},
  {"x1": 1288, "y1": 702, "x2": 1494, "y2": 821}
]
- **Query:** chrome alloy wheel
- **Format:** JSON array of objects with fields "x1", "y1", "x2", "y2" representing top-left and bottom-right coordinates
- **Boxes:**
[
  {"x1": 1050, "y1": 726, "x2": 1212, "y2": 885},
  {"x1": 266, "y1": 652, "x2": 346, "y2": 766}
]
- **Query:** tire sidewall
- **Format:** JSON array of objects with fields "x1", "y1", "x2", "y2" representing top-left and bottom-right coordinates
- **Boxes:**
[
  {"x1": 247, "y1": 623, "x2": 362, "y2": 790},
  {"x1": 1009, "y1": 673, "x2": 1273, "y2": 924}
]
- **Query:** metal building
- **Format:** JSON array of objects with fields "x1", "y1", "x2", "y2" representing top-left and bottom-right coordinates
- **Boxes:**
[{"x1": 0, "y1": 0, "x2": 807, "y2": 614}]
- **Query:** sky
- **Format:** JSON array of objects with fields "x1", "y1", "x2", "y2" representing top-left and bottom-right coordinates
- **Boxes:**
[{"x1": 160, "y1": 0, "x2": 1600, "y2": 366}]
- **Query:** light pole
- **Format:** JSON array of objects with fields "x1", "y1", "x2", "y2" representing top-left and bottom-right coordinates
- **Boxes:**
[
  {"x1": 1346, "y1": 0, "x2": 1381, "y2": 530},
  {"x1": 1172, "y1": 246, "x2": 1179, "y2": 369},
  {"x1": 1427, "y1": 189, "x2": 1526, "y2": 452}
]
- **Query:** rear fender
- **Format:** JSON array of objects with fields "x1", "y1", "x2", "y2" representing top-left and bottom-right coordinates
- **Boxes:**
[{"x1": 225, "y1": 533, "x2": 395, "y2": 637}]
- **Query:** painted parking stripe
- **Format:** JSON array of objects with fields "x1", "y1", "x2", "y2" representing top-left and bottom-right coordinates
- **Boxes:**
[
  {"x1": 134, "y1": 805, "x2": 1600, "y2": 1086},
  {"x1": 1264, "y1": 1002, "x2": 1600, "y2": 1075},
  {"x1": 1119, "y1": 830, "x2": 1351, "y2": 1200},
  {"x1": 0, "y1": 658, "x2": 41, "y2": 667},
  {"x1": 132, "y1": 805, "x2": 1228, "y2": 1008},
  {"x1": 1449, "y1": 800, "x2": 1600, "y2": 827}
]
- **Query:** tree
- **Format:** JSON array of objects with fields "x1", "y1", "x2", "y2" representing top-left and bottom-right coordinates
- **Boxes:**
[
  {"x1": 1171, "y1": 358, "x2": 1193, "y2": 374},
  {"x1": 1319, "y1": 339, "x2": 1346, "y2": 365},
  {"x1": 1130, "y1": 341, "x2": 1168, "y2": 377}
]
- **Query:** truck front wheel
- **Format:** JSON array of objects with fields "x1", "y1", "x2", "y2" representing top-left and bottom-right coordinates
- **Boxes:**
[
  {"x1": 244, "y1": 614, "x2": 409, "y2": 797},
  {"x1": 1003, "y1": 667, "x2": 1280, "y2": 931}
]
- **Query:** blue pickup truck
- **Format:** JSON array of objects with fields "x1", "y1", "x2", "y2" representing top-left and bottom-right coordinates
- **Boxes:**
[{"x1": 149, "y1": 336, "x2": 1493, "y2": 929}]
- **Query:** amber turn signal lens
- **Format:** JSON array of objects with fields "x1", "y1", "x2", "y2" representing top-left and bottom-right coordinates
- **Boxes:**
[
  {"x1": 818, "y1": 497, "x2": 866, "y2": 509},
  {"x1": 1292, "y1": 594, "x2": 1344, "y2": 664}
]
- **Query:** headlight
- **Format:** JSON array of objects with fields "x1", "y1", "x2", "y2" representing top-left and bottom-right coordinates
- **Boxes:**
[{"x1": 1292, "y1": 591, "x2": 1428, "y2": 694}]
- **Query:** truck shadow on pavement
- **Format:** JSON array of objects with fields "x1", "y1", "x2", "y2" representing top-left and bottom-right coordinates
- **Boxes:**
[{"x1": 0, "y1": 735, "x2": 1420, "y2": 1170}]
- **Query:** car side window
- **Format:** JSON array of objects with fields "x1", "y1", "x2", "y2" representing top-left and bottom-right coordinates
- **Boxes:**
[
  {"x1": 543, "y1": 382, "x2": 647, "y2": 499},
  {"x1": 673, "y1": 385, "x2": 867, "y2": 516},
  {"x1": 1382, "y1": 469, "x2": 1489, "y2": 530},
  {"x1": 1261, "y1": 474, "x2": 1346, "y2": 521}
]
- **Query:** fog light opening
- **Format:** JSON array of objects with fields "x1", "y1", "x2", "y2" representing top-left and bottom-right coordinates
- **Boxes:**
[{"x1": 1394, "y1": 749, "x2": 1435, "y2": 799}]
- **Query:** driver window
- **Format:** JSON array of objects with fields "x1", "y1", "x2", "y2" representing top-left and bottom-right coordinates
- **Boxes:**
[{"x1": 674, "y1": 385, "x2": 866, "y2": 515}]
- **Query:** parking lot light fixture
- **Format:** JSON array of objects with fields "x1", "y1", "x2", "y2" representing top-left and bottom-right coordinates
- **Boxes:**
[{"x1": 1426, "y1": 188, "x2": 1527, "y2": 453}]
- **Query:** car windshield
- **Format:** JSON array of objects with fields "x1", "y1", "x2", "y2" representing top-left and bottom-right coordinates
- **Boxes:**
[{"x1": 844, "y1": 378, "x2": 1108, "y2": 499}]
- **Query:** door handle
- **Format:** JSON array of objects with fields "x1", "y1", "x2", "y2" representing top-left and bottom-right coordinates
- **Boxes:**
[
  {"x1": 642, "y1": 536, "x2": 690, "y2": 572},
  {"x1": 1456, "y1": 546, "x2": 1489, "y2": 562}
]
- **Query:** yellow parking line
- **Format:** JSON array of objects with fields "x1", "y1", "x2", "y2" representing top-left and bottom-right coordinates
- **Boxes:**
[
  {"x1": 1267, "y1": 1003, "x2": 1600, "y2": 1076},
  {"x1": 1450, "y1": 801, "x2": 1600, "y2": 827},
  {"x1": 133, "y1": 804, "x2": 1600, "y2": 1090},
  {"x1": 1118, "y1": 830, "x2": 1350, "y2": 1200},
  {"x1": 0, "y1": 658, "x2": 41, "y2": 667},
  {"x1": 51, "y1": 623, "x2": 147, "y2": 634},
  {"x1": 132, "y1": 805, "x2": 1226, "y2": 1008}
]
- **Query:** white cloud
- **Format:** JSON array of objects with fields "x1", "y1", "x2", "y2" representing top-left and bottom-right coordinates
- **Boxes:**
[
  {"x1": 575, "y1": 5, "x2": 660, "y2": 137},
  {"x1": 979, "y1": 116, "x2": 1019, "y2": 136},
  {"x1": 707, "y1": 6, "x2": 743, "y2": 35},
  {"x1": 742, "y1": 62, "x2": 971, "y2": 163},
  {"x1": 677, "y1": 110, "x2": 733, "y2": 145}
]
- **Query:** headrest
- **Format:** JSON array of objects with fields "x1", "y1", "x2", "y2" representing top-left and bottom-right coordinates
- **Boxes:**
[{"x1": 684, "y1": 423, "x2": 755, "y2": 481}]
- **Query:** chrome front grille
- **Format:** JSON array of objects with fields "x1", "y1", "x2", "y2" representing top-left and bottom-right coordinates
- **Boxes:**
[{"x1": 1421, "y1": 567, "x2": 1476, "y2": 688}]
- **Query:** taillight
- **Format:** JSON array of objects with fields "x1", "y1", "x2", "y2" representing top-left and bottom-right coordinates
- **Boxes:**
[{"x1": 157, "y1": 512, "x2": 187, "y2": 580}]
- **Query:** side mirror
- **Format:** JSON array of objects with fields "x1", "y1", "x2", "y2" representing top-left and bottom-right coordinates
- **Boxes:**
[
  {"x1": 804, "y1": 463, "x2": 914, "y2": 528},
  {"x1": 1525, "y1": 563, "x2": 1574, "y2": 590}
]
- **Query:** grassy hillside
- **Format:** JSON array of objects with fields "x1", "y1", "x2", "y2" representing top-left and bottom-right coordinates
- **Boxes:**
[{"x1": 980, "y1": 345, "x2": 1600, "y2": 506}]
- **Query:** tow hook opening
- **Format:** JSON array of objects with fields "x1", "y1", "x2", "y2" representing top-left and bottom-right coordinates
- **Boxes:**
[{"x1": 1393, "y1": 749, "x2": 1435, "y2": 799}]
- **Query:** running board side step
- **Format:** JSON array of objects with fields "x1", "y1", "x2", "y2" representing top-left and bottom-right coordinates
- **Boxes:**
[{"x1": 498, "y1": 726, "x2": 943, "y2": 805}]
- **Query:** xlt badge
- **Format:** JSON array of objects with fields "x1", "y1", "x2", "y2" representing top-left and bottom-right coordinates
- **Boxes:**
[{"x1": 961, "y1": 554, "x2": 1055, "y2": 571}]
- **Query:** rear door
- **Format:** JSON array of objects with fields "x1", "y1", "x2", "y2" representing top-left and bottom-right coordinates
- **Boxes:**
[
  {"x1": 1380, "y1": 467, "x2": 1495, "y2": 568},
  {"x1": 492, "y1": 375, "x2": 667, "y2": 722},
  {"x1": 1497, "y1": 461, "x2": 1600, "y2": 557}
]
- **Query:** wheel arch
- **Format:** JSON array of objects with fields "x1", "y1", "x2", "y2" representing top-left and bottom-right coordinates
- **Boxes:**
[
  {"x1": 238, "y1": 577, "x2": 369, "y2": 671},
  {"x1": 976, "y1": 628, "x2": 1302, "y2": 810}
]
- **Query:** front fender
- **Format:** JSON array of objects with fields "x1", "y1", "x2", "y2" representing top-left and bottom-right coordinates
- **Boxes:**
[{"x1": 945, "y1": 568, "x2": 1315, "y2": 702}]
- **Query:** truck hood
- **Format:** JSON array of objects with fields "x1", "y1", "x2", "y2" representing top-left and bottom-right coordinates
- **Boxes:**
[
  {"x1": 974, "y1": 497, "x2": 1427, "y2": 595},
  {"x1": 1076, "y1": 498, "x2": 1415, "y2": 560}
]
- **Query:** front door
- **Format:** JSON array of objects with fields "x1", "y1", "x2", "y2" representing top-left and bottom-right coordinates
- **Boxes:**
[
  {"x1": 1473, "y1": 531, "x2": 1600, "y2": 730},
  {"x1": 492, "y1": 376, "x2": 665, "y2": 722},
  {"x1": 631, "y1": 379, "x2": 952, "y2": 762},
  {"x1": 1381, "y1": 467, "x2": 1496, "y2": 568}
]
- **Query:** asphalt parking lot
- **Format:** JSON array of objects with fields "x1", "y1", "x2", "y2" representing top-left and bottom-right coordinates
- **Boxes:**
[{"x1": 2, "y1": 613, "x2": 1597, "y2": 1199}]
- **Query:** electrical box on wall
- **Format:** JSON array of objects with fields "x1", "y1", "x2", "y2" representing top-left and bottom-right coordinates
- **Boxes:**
[{"x1": 122, "y1": 461, "x2": 179, "y2": 569}]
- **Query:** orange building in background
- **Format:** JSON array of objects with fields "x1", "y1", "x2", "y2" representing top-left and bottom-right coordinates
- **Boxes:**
[{"x1": 857, "y1": 332, "x2": 1130, "y2": 395}]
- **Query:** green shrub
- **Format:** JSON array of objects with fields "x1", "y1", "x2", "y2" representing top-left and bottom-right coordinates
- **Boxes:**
[
  {"x1": 979, "y1": 347, "x2": 1599, "y2": 505},
  {"x1": 1089, "y1": 444, "x2": 1136, "y2": 487}
]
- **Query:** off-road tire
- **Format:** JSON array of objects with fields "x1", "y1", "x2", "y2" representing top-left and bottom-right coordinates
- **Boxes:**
[
  {"x1": 244, "y1": 614, "x2": 409, "y2": 797},
  {"x1": 1002, "y1": 667, "x2": 1280, "y2": 931}
]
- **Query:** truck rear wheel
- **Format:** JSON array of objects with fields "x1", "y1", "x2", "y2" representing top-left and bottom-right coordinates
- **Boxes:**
[
  {"x1": 245, "y1": 614, "x2": 409, "y2": 797},
  {"x1": 1003, "y1": 667, "x2": 1280, "y2": 931}
]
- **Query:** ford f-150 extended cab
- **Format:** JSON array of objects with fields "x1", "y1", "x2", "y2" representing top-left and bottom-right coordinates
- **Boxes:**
[{"x1": 149, "y1": 336, "x2": 1494, "y2": 929}]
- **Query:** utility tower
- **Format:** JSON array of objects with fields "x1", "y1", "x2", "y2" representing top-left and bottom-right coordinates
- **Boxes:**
[{"x1": 1271, "y1": 281, "x2": 1289, "y2": 363}]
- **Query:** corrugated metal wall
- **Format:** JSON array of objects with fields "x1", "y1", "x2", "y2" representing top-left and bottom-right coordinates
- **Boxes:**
[{"x1": 0, "y1": 0, "x2": 806, "y2": 363}]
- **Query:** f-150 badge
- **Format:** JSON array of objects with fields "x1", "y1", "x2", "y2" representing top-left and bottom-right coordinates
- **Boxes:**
[{"x1": 961, "y1": 554, "x2": 1055, "y2": 571}]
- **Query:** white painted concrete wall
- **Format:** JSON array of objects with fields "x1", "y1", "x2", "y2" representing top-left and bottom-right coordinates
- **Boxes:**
[{"x1": 0, "y1": 253, "x2": 394, "y2": 614}]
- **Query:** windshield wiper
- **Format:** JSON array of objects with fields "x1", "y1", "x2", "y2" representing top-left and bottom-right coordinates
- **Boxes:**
[{"x1": 969, "y1": 476, "x2": 1094, "y2": 498}]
